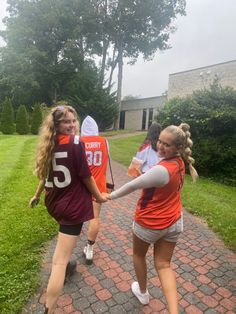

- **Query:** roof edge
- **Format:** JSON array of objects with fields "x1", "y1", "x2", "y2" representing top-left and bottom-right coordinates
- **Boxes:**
[{"x1": 169, "y1": 59, "x2": 236, "y2": 76}]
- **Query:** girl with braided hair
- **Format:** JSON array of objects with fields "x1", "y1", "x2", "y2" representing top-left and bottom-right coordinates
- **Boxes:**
[{"x1": 107, "y1": 123, "x2": 198, "y2": 314}]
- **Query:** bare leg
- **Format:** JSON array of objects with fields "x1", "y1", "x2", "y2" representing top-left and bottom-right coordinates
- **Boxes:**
[
  {"x1": 154, "y1": 239, "x2": 178, "y2": 314},
  {"x1": 46, "y1": 232, "x2": 77, "y2": 314},
  {"x1": 87, "y1": 202, "x2": 101, "y2": 241},
  {"x1": 132, "y1": 232, "x2": 150, "y2": 293}
]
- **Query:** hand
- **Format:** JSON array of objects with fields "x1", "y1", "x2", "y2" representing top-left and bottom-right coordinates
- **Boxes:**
[
  {"x1": 29, "y1": 196, "x2": 40, "y2": 208},
  {"x1": 102, "y1": 192, "x2": 112, "y2": 200},
  {"x1": 95, "y1": 194, "x2": 107, "y2": 203}
]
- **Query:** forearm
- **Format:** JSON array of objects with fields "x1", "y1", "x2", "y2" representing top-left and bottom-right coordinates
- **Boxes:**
[
  {"x1": 110, "y1": 165, "x2": 169, "y2": 200},
  {"x1": 34, "y1": 179, "x2": 45, "y2": 198},
  {"x1": 82, "y1": 176, "x2": 102, "y2": 200},
  {"x1": 29, "y1": 179, "x2": 45, "y2": 208}
]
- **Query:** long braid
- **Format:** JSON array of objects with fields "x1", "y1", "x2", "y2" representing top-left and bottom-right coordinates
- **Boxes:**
[{"x1": 178, "y1": 123, "x2": 198, "y2": 182}]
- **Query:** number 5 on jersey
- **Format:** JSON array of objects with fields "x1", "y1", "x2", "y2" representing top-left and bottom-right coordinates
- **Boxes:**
[{"x1": 45, "y1": 152, "x2": 71, "y2": 188}]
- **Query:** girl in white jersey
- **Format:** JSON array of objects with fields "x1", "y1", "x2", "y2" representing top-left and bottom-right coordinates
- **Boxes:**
[
  {"x1": 128, "y1": 122, "x2": 162, "y2": 176},
  {"x1": 108, "y1": 123, "x2": 198, "y2": 314}
]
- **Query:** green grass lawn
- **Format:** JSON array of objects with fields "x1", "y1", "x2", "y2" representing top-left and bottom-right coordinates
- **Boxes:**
[
  {"x1": 0, "y1": 135, "x2": 57, "y2": 314},
  {"x1": 0, "y1": 133, "x2": 235, "y2": 313}
]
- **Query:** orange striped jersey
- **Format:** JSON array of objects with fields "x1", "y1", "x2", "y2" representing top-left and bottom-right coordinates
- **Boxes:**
[
  {"x1": 135, "y1": 156, "x2": 185, "y2": 230},
  {"x1": 81, "y1": 136, "x2": 109, "y2": 193}
]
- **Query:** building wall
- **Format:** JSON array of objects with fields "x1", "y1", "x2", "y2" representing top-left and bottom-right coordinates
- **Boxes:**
[
  {"x1": 168, "y1": 60, "x2": 236, "y2": 99},
  {"x1": 120, "y1": 60, "x2": 236, "y2": 130},
  {"x1": 121, "y1": 96, "x2": 166, "y2": 130},
  {"x1": 125, "y1": 110, "x2": 143, "y2": 130}
]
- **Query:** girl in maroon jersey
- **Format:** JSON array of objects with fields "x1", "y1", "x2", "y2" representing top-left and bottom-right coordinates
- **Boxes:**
[
  {"x1": 29, "y1": 105, "x2": 107, "y2": 314},
  {"x1": 108, "y1": 123, "x2": 198, "y2": 314}
]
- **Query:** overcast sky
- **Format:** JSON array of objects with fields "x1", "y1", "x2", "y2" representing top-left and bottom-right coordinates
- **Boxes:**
[{"x1": 1, "y1": 0, "x2": 236, "y2": 98}]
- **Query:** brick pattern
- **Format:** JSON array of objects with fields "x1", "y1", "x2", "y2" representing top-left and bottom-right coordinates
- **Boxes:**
[{"x1": 22, "y1": 160, "x2": 236, "y2": 314}]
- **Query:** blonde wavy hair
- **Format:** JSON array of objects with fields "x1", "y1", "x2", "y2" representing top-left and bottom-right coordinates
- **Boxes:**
[
  {"x1": 34, "y1": 104, "x2": 79, "y2": 180},
  {"x1": 164, "y1": 123, "x2": 199, "y2": 182}
]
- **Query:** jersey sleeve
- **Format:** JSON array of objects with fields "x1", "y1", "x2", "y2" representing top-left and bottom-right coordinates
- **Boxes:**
[
  {"x1": 110, "y1": 165, "x2": 169, "y2": 200},
  {"x1": 74, "y1": 141, "x2": 92, "y2": 178}
]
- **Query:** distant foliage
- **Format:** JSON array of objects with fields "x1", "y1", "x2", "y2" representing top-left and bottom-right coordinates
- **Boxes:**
[
  {"x1": 158, "y1": 82, "x2": 236, "y2": 185},
  {"x1": 31, "y1": 103, "x2": 43, "y2": 134},
  {"x1": 70, "y1": 84, "x2": 118, "y2": 131},
  {"x1": 16, "y1": 105, "x2": 30, "y2": 134},
  {"x1": 0, "y1": 98, "x2": 15, "y2": 134}
]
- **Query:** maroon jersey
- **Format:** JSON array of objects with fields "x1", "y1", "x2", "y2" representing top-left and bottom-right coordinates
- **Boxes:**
[{"x1": 45, "y1": 134, "x2": 93, "y2": 225}]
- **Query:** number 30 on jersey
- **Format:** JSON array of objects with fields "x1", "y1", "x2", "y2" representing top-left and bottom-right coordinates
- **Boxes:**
[{"x1": 86, "y1": 151, "x2": 102, "y2": 166}]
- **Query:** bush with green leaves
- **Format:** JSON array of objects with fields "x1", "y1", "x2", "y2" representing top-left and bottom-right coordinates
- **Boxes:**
[
  {"x1": 31, "y1": 103, "x2": 43, "y2": 134},
  {"x1": 0, "y1": 98, "x2": 15, "y2": 134},
  {"x1": 157, "y1": 82, "x2": 236, "y2": 185},
  {"x1": 16, "y1": 104, "x2": 30, "y2": 134}
]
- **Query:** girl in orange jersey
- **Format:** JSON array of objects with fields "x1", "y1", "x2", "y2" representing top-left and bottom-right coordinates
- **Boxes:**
[
  {"x1": 81, "y1": 116, "x2": 109, "y2": 264},
  {"x1": 108, "y1": 123, "x2": 198, "y2": 314},
  {"x1": 29, "y1": 106, "x2": 106, "y2": 314}
]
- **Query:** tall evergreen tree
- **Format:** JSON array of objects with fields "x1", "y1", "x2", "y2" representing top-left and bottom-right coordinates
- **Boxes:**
[
  {"x1": 31, "y1": 103, "x2": 43, "y2": 134},
  {"x1": 0, "y1": 98, "x2": 15, "y2": 134},
  {"x1": 16, "y1": 104, "x2": 29, "y2": 134}
]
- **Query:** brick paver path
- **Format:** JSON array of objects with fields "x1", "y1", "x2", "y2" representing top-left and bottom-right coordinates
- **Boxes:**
[{"x1": 22, "y1": 160, "x2": 236, "y2": 314}]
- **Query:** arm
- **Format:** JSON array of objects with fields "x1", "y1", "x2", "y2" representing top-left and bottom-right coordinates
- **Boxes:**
[
  {"x1": 110, "y1": 165, "x2": 169, "y2": 200},
  {"x1": 83, "y1": 176, "x2": 107, "y2": 203},
  {"x1": 29, "y1": 179, "x2": 45, "y2": 208}
]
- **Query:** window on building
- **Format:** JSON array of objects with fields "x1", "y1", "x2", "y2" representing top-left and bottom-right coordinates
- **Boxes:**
[
  {"x1": 142, "y1": 109, "x2": 147, "y2": 130},
  {"x1": 119, "y1": 111, "x2": 125, "y2": 129},
  {"x1": 148, "y1": 108, "x2": 153, "y2": 128}
]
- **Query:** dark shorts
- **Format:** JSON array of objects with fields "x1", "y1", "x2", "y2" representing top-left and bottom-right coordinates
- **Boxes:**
[{"x1": 59, "y1": 223, "x2": 83, "y2": 236}]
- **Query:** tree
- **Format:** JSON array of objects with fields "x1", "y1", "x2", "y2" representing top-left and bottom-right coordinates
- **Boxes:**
[
  {"x1": 157, "y1": 82, "x2": 236, "y2": 185},
  {"x1": 94, "y1": 0, "x2": 186, "y2": 128},
  {"x1": 122, "y1": 95, "x2": 140, "y2": 101},
  {"x1": 0, "y1": 0, "x2": 186, "y2": 129},
  {"x1": 31, "y1": 103, "x2": 43, "y2": 134},
  {"x1": 70, "y1": 83, "x2": 118, "y2": 130},
  {"x1": 16, "y1": 104, "x2": 30, "y2": 134},
  {"x1": 0, "y1": 0, "x2": 106, "y2": 106},
  {"x1": 0, "y1": 98, "x2": 15, "y2": 134}
]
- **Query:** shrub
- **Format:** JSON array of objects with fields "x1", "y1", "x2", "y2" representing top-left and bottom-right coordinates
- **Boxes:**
[
  {"x1": 157, "y1": 82, "x2": 236, "y2": 185},
  {"x1": 31, "y1": 103, "x2": 43, "y2": 134},
  {"x1": 0, "y1": 98, "x2": 15, "y2": 134},
  {"x1": 16, "y1": 105, "x2": 30, "y2": 134}
]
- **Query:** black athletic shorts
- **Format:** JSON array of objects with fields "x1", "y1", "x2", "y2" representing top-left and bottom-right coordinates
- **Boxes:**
[{"x1": 59, "y1": 223, "x2": 83, "y2": 236}]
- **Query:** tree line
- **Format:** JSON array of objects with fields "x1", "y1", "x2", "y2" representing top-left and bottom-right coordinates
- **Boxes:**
[
  {"x1": 0, "y1": 99, "x2": 43, "y2": 135},
  {"x1": 0, "y1": 0, "x2": 186, "y2": 128}
]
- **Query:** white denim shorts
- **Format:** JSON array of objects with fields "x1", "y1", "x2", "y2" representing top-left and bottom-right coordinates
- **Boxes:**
[{"x1": 132, "y1": 215, "x2": 183, "y2": 244}]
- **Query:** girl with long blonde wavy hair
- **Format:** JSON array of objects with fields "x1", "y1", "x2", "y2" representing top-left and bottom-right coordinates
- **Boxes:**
[{"x1": 29, "y1": 104, "x2": 107, "y2": 314}]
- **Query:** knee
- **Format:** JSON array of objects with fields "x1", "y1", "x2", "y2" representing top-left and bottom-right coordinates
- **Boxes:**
[
  {"x1": 52, "y1": 259, "x2": 68, "y2": 267},
  {"x1": 155, "y1": 261, "x2": 171, "y2": 270}
]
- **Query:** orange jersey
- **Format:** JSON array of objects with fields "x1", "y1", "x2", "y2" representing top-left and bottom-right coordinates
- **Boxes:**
[
  {"x1": 135, "y1": 157, "x2": 185, "y2": 230},
  {"x1": 81, "y1": 136, "x2": 108, "y2": 193}
]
